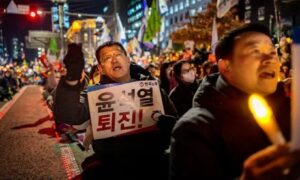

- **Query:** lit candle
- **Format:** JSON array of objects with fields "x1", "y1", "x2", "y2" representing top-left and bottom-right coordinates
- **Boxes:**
[
  {"x1": 291, "y1": 27, "x2": 300, "y2": 151},
  {"x1": 248, "y1": 94, "x2": 286, "y2": 145}
]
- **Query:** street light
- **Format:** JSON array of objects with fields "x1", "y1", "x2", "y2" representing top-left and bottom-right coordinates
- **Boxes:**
[
  {"x1": 37, "y1": 10, "x2": 43, "y2": 15},
  {"x1": 30, "y1": 11, "x2": 37, "y2": 18}
]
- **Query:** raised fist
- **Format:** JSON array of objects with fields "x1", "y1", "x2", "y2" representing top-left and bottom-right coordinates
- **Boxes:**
[{"x1": 63, "y1": 43, "x2": 84, "y2": 81}]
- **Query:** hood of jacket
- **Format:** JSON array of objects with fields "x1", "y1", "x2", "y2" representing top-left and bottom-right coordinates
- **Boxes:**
[
  {"x1": 193, "y1": 73, "x2": 289, "y2": 118},
  {"x1": 192, "y1": 73, "x2": 247, "y2": 110}
]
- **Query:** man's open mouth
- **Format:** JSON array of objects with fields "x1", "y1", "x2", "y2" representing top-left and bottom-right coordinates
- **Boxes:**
[
  {"x1": 113, "y1": 66, "x2": 122, "y2": 71},
  {"x1": 259, "y1": 71, "x2": 276, "y2": 79}
]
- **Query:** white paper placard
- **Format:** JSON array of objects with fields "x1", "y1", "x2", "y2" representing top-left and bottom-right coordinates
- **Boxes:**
[{"x1": 87, "y1": 80, "x2": 164, "y2": 140}]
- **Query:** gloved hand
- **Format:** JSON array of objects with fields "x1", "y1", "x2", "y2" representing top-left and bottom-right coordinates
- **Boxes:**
[
  {"x1": 156, "y1": 114, "x2": 178, "y2": 149},
  {"x1": 63, "y1": 43, "x2": 84, "y2": 81},
  {"x1": 157, "y1": 114, "x2": 177, "y2": 132}
]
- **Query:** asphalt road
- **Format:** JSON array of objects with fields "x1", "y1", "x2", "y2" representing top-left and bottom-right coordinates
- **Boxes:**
[
  {"x1": 0, "y1": 101, "x2": 6, "y2": 109},
  {"x1": 0, "y1": 85, "x2": 90, "y2": 179}
]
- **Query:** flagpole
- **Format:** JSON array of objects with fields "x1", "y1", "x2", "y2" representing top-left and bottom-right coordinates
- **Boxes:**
[
  {"x1": 114, "y1": 0, "x2": 117, "y2": 39},
  {"x1": 52, "y1": 0, "x2": 67, "y2": 59},
  {"x1": 273, "y1": 0, "x2": 281, "y2": 42},
  {"x1": 156, "y1": 0, "x2": 160, "y2": 56}
]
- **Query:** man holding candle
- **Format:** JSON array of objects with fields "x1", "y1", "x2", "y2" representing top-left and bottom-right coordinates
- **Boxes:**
[{"x1": 170, "y1": 24, "x2": 300, "y2": 179}]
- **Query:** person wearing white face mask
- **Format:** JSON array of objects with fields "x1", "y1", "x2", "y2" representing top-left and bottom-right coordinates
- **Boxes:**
[{"x1": 169, "y1": 60, "x2": 199, "y2": 117}]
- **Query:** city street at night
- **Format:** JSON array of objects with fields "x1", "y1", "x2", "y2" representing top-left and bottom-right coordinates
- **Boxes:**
[
  {"x1": 1, "y1": 0, "x2": 300, "y2": 179},
  {"x1": 0, "y1": 86, "x2": 91, "y2": 179}
]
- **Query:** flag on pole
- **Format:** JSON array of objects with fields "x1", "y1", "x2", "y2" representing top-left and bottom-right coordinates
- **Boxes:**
[
  {"x1": 102, "y1": 24, "x2": 112, "y2": 43},
  {"x1": 217, "y1": 0, "x2": 238, "y2": 18},
  {"x1": 49, "y1": 37, "x2": 58, "y2": 55},
  {"x1": 96, "y1": 26, "x2": 112, "y2": 47},
  {"x1": 211, "y1": 18, "x2": 218, "y2": 54},
  {"x1": 137, "y1": 21, "x2": 146, "y2": 43},
  {"x1": 58, "y1": 49, "x2": 64, "y2": 62},
  {"x1": 114, "y1": 13, "x2": 127, "y2": 47},
  {"x1": 132, "y1": 37, "x2": 142, "y2": 57},
  {"x1": 95, "y1": 16, "x2": 112, "y2": 47},
  {"x1": 143, "y1": 0, "x2": 161, "y2": 42},
  {"x1": 159, "y1": 0, "x2": 168, "y2": 15},
  {"x1": 137, "y1": 0, "x2": 149, "y2": 43},
  {"x1": 165, "y1": 39, "x2": 173, "y2": 52},
  {"x1": 47, "y1": 37, "x2": 58, "y2": 63}
]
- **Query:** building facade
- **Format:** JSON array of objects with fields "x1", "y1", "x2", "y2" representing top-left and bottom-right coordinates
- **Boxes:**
[
  {"x1": 11, "y1": 37, "x2": 24, "y2": 63},
  {"x1": 240, "y1": 0, "x2": 300, "y2": 38},
  {"x1": 162, "y1": 0, "x2": 209, "y2": 48},
  {"x1": 126, "y1": 0, "x2": 148, "y2": 39},
  {"x1": 0, "y1": 28, "x2": 8, "y2": 65},
  {"x1": 51, "y1": 2, "x2": 70, "y2": 33},
  {"x1": 66, "y1": 19, "x2": 97, "y2": 64},
  {"x1": 122, "y1": 0, "x2": 210, "y2": 49}
]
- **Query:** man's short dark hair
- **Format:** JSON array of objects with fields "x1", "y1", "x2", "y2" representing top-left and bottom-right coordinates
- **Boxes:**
[
  {"x1": 95, "y1": 41, "x2": 127, "y2": 63},
  {"x1": 215, "y1": 23, "x2": 271, "y2": 61}
]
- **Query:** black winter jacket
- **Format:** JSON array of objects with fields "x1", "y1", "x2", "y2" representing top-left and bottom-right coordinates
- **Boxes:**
[
  {"x1": 169, "y1": 80, "x2": 200, "y2": 117},
  {"x1": 170, "y1": 73, "x2": 290, "y2": 180}
]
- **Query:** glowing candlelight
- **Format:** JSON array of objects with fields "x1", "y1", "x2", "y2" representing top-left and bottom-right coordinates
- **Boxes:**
[{"x1": 248, "y1": 94, "x2": 286, "y2": 145}]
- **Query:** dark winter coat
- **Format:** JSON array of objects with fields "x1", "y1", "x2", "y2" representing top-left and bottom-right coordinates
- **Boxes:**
[
  {"x1": 169, "y1": 80, "x2": 200, "y2": 117},
  {"x1": 170, "y1": 73, "x2": 291, "y2": 180}
]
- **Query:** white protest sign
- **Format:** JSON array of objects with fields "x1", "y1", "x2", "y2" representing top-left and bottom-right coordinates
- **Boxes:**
[{"x1": 87, "y1": 80, "x2": 164, "y2": 140}]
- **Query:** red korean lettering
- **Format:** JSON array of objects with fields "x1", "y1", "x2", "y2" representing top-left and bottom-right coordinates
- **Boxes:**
[
  {"x1": 97, "y1": 113, "x2": 115, "y2": 132},
  {"x1": 118, "y1": 111, "x2": 135, "y2": 130}
]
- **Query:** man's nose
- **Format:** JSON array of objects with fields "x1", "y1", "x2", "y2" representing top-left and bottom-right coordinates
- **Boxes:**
[
  {"x1": 261, "y1": 53, "x2": 277, "y2": 65},
  {"x1": 111, "y1": 55, "x2": 118, "y2": 63}
]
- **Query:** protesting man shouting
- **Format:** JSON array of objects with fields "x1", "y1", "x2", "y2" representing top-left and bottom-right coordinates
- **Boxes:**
[{"x1": 54, "y1": 42, "x2": 177, "y2": 180}]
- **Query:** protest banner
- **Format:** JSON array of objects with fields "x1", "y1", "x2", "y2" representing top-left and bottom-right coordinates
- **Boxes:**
[{"x1": 87, "y1": 80, "x2": 164, "y2": 140}]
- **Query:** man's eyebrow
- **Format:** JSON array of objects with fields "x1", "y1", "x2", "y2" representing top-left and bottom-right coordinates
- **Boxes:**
[
  {"x1": 243, "y1": 41, "x2": 275, "y2": 49},
  {"x1": 244, "y1": 41, "x2": 259, "y2": 47}
]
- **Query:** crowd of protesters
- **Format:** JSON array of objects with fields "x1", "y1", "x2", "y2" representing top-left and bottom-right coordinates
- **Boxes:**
[
  {"x1": 0, "y1": 60, "x2": 53, "y2": 102},
  {"x1": 0, "y1": 64, "x2": 29, "y2": 101},
  {"x1": 34, "y1": 23, "x2": 300, "y2": 179}
]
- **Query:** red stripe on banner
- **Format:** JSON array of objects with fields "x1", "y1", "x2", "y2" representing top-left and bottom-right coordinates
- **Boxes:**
[{"x1": 116, "y1": 125, "x2": 158, "y2": 137}]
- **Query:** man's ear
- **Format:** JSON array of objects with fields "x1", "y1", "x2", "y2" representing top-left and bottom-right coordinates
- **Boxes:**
[
  {"x1": 97, "y1": 64, "x2": 101, "y2": 71},
  {"x1": 126, "y1": 56, "x2": 131, "y2": 65},
  {"x1": 218, "y1": 59, "x2": 231, "y2": 73},
  {"x1": 98, "y1": 64, "x2": 105, "y2": 75}
]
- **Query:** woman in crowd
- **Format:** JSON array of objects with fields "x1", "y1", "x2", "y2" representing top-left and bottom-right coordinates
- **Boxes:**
[
  {"x1": 159, "y1": 61, "x2": 176, "y2": 94},
  {"x1": 169, "y1": 60, "x2": 199, "y2": 117}
]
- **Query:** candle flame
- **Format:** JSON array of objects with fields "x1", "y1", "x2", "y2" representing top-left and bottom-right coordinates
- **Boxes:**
[
  {"x1": 248, "y1": 94, "x2": 272, "y2": 125},
  {"x1": 248, "y1": 94, "x2": 286, "y2": 145}
]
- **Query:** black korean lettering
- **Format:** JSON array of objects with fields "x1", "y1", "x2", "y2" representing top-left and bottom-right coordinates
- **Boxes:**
[
  {"x1": 96, "y1": 92, "x2": 116, "y2": 112},
  {"x1": 137, "y1": 88, "x2": 153, "y2": 107}
]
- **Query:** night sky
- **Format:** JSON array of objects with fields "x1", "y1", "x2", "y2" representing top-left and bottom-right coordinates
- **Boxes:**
[{"x1": 0, "y1": 0, "x2": 110, "y2": 61}]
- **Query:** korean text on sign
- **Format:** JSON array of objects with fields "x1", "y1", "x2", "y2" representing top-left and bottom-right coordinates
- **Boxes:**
[{"x1": 87, "y1": 80, "x2": 164, "y2": 140}]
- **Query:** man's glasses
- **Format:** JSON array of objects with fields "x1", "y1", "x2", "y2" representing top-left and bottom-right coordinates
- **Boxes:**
[{"x1": 101, "y1": 53, "x2": 125, "y2": 63}]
